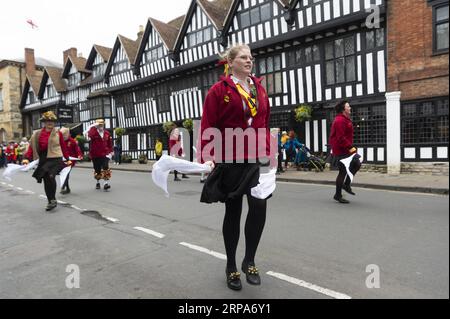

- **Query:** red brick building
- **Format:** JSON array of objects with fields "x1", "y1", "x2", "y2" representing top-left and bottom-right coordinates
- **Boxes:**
[{"x1": 385, "y1": 0, "x2": 448, "y2": 174}]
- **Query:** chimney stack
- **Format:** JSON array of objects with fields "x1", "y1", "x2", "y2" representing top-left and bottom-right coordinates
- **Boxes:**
[
  {"x1": 25, "y1": 48, "x2": 36, "y2": 75},
  {"x1": 137, "y1": 25, "x2": 145, "y2": 39},
  {"x1": 63, "y1": 47, "x2": 78, "y2": 65}
]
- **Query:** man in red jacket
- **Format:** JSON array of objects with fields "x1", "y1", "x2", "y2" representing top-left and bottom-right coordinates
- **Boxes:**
[
  {"x1": 88, "y1": 119, "x2": 113, "y2": 190},
  {"x1": 329, "y1": 100, "x2": 361, "y2": 203}
]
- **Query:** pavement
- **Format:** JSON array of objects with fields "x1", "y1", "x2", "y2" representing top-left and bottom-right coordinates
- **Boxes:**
[{"x1": 75, "y1": 161, "x2": 449, "y2": 195}]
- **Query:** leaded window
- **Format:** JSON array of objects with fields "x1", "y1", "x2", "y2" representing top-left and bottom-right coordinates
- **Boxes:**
[
  {"x1": 257, "y1": 54, "x2": 283, "y2": 95},
  {"x1": 325, "y1": 35, "x2": 356, "y2": 85},
  {"x1": 116, "y1": 93, "x2": 135, "y2": 118},
  {"x1": 239, "y1": 2, "x2": 272, "y2": 28},
  {"x1": 402, "y1": 98, "x2": 449, "y2": 144}
]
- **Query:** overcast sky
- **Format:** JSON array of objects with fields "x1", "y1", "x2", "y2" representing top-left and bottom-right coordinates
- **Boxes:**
[{"x1": 0, "y1": 0, "x2": 192, "y2": 65}]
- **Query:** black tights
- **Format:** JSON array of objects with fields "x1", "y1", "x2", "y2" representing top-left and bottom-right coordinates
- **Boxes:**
[
  {"x1": 335, "y1": 161, "x2": 361, "y2": 197},
  {"x1": 62, "y1": 171, "x2": 71, "y2": 190},
  {"x1": 43, "y1": 173, "x2": 57, "y2": 202},
  {"x1": 223, "y1": 195, "x2": 267, "y2": 271}
]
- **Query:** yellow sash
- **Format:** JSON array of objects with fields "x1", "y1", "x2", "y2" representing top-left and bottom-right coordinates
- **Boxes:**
[{"x1": 235, "y1": 83, "x2": 258, "y2": 117}]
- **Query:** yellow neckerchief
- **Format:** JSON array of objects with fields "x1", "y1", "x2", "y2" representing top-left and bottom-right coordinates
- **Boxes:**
[{"x1": 235, "y1": 82, "x2": 258, "y2": 117}]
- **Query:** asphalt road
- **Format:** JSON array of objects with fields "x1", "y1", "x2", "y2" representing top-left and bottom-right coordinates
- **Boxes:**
[{"x1": 0, "y1": 167, "x2": 448, "y2": 299}]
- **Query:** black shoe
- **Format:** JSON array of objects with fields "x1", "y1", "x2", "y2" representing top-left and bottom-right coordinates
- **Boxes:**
[
  {"x1": 60, "y1": 188, "x2": 70, "y2": 195},
  {"x1": 241, "y1": 261, "x2": 261, "y2": 285},
  {"x1": 343, "y1": 184, "x2": 355, "y2": 195},
  {"x1": 334, "y1": 195, "x2": 350, "y2": 204},
  {"x1": 104, "y1": 183, "x2": 111, "y2": 191},
  {"x1": 46, "y1": 200, "x2": 57, "y2": 211},
  {"x1": 182, "y1": 175, "x2": 189, "y2": 179},
  {"x1": 225, "y1": 268, "x2": 242, "y2": 291},
  {"x1": 174, "y1": 177, "x2": 181, "y2": 181},
  {"x1": 200, "y1": 179, "x2": 206, "y2": 183},
  {"x1": 96, "y1": 183, "x2": 101, "y2": 190}
]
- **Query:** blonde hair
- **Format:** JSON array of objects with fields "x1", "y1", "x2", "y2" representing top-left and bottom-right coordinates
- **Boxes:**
[{"x1": 220, "y1": 44, "x2": 251, "y2": 63}]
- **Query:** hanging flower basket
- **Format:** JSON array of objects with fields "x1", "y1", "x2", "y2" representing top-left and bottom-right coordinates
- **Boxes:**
[
  {"x1": 294, "y1": 105, "x2": 312, "y2": 122},
  {"x1": 183, "y1": 119, "x2": 194, "y2": 132},
  {"x1": 163, "y1": 121, "x2": 177, "y2": 136}
]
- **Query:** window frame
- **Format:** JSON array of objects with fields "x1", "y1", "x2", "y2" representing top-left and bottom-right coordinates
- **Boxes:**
[{"x1": 432, "y1": 2, "x2": 449, "y2": 54}]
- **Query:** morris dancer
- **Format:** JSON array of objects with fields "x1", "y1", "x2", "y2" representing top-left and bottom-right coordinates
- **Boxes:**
[
  {"x1": 59, "y1": 127, "x2": 83, "y2": 194},
  {"x1": 87, "y1": 119, "x2": 113, "y2": 191},
  {"x1": 22, "y1": 111, "x2": 71, "y2": 211},
  {"x1": 329, "y1": 100, "x2": 361, "y2": 204},
  {"x1": 198, "y1": 44, "x2": 274, "y2": 291}
]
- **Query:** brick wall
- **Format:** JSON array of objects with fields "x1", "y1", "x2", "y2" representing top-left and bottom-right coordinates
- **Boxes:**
[{"x1": 387, "y1": 0, "x2": 449, "y2": 100}]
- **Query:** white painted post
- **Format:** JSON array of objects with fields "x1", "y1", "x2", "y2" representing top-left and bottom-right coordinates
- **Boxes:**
[{"x1": 385, "y1": 92, "x2": 402, "y2": 175}]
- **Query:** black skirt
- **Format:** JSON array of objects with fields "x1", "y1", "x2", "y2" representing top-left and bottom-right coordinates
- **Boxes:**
[
  {"x1": 200, "y1": 163, "x2": 261, "y2": 204},
  {"x1": 32, "y1": 156, "x2": 65, "y2": 183}
]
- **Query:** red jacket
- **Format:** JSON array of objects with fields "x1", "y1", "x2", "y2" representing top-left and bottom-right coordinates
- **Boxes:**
[
  {"x1": 329, "y1": 114, "x2": 354, "y2": 156},
  {"x1": 88, "y1": 127, "x2": 113, "y2": 159},
  {"x1": 65, "y1": 137, "x2": 83, "y2": 166},
  {"x1": 25, "y1": 129, "x2": 70, "y2": 160},
  {"x1": 198, "y1": 75, "x2": 271, "y2": 163},
  {"x1": 169, "y1": 135, "x2": 183, "y2": 157}
]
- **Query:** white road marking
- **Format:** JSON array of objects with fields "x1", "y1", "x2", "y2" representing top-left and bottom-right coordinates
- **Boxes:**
[
  {"x1": 179, "y1": 242, "x2": 227, "y2": 260},
  {"x1": 103, "y1": 216, "x2": 119, "y2": 223},
  {"x1": 39, "y1": 195, "x2": 47, "y2": 200},
  {"x1": 71, "y1": 205, "x2": 84, "y2": 211},
  {"x1": 1, "y1": 182, "x2": 6, "y2": 185},
  {"x1": 134, "y1": 227, "x2": 165, "y2": 239},
  {"x1": 16, "y1": 187, "x2": 24, "y2": 191},
  {"x1": 26, "y1": 190, "x2": 35, "y2": 194},
  {"x1": 266, "y1": 271, "x2": 352, "y2": 299},
  {"x1": 57, "y1": 200, "x2": 67, "y2": 205},
  {"x1": 8, "y1": 184, "x2": 14, "y2": 187}
]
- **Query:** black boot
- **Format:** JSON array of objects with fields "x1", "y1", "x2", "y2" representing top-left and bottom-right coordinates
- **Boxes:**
[{"x1": 96, "y1": 182, "x2": 101, "y2": 190}]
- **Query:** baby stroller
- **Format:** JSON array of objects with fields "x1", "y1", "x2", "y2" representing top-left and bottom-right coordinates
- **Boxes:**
[{"x1": 295, "y1": 146, "x2": 326, "y2": 172}]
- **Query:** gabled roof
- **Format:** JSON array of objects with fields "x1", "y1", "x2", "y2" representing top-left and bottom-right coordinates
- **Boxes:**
[
  {"x1": 62, "y1": 55, "x2": 91, "y2": 78},
  {"x1": 38, "y1": 67, "x2": 67, "y2": 98},
  {"x1": 197, "y1": 0, "x2": 234, "y2": 31},
  {"x1": 85, "y1": 44, "x2": 112, "y2": 70},
  {"x1": 104, "y1": 34, "x2": 141, "y2": 81},
  {"x1": 119, "y1": 35, "x2": 141, "y2": 65},
  {"x1": 134, "y1": 15, "x2": 185, "y2": 72},
  {"x1": 27, "y1": 71, "x2": 44, "y2": 96},
  {"x1": 20, "y1": 70, "x2": 43, "y2": 108},
  {"x1": 174, "y1": 0, "x2": 235, "y2": 53}
]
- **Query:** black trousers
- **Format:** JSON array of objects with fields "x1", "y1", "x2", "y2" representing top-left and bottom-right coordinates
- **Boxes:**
[
  {"x1": 223, "y1": 195, "x2": 267, "y2": 270},
  {"x1": 277, "y1": 148, "x2": 283, "y2": 171},
  {"x1": 93, "y1": 157, "x2": 109, "y2": 175}
]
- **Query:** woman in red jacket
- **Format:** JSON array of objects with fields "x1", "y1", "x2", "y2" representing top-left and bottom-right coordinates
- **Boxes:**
[
  {"x1": 198, "y1": 44, "x2": 273, "y2": 291},
  {"x1": 60, "y1": 127, "x2": 83, "y2": 194},
  {"x1": 329, "y1": 100, "x2": 361, "y2": 203},
  {"x1": 23, "y1": 111, "x2": 71, "y2": 211}
]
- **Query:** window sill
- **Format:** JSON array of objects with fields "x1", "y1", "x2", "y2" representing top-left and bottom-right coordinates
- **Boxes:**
[{"x1": 431, "y1": 50, "x2": 449, "y2": 57}]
